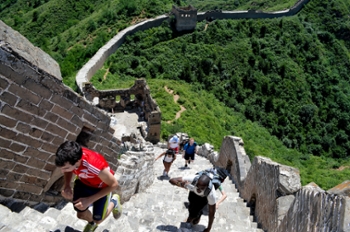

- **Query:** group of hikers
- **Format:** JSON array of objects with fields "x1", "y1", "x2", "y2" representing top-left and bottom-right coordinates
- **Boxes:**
[{"x1": 55, "y1": 135, "x2": 229, "y2": 232}]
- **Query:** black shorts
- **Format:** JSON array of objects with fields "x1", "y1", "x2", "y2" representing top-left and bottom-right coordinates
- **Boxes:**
[
  {"x1": 184, "y1": 153, "x2": 195, "y2": 161},
  {"x1": 73, "y1": 179, "x2": 111, "y2": 221}
]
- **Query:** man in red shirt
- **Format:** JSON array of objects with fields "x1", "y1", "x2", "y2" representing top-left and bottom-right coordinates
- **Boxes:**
[{"x1": 55, "y1": 141, "x2": 122, "y2": 232}]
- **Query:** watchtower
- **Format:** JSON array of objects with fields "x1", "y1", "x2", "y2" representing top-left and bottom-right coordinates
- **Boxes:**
[{"x1": 171, "y1": 5, "x2": 197, "y2": 31}]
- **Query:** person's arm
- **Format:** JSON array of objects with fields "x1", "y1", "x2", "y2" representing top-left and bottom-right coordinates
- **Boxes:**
[
  {"x1": 73, "y1": 168, "x2": 118, "y2": 210},
  {"x1": 155, "y1": 152, "x2": 165, "y2": 161},
  {"x1": 169, "y1": 177, "x2": 187, "y2": 188},
  {"x1": 61, "y1": 171, "x2": 73, "y2": 200},
  {"x1": 204, "y1": 204, "x2": 216, "y2": 232},
  {"x1": 216, "y1": 187, "x2": 227, "y2": 209}
]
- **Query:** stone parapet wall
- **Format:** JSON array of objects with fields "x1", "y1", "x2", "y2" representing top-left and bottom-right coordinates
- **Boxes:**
[
  {"x1": 276, "y1": 188, "x2": 350, "y2": 232},
  {"x1": 0, "y1": 22, "x2": 122, "y2": 205},
  {"x1": 76, "y1": 15, "x2": 169, "y2": 92},
  {"x1": 213, "y1": 136, "x2": 350, "y2": 232},
  {"x1": 114, "y1": 149, "x2": 155, "y2": 203}
]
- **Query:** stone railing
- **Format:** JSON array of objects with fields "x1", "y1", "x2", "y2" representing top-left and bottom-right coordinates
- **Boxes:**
[{"x1": 200, "y1": 136, "x2": 350, "y2": 232}]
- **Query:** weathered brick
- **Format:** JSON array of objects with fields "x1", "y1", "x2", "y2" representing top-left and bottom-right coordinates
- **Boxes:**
[
  {"x1": 0, "y1": 149, "x2": 15, "y2": 160},
  {"x1": 0, "y1": 115, "x2": 17, "y2": 128},
  {"x1": 41, "y1": 142, "x2": 59, "y2": 154},
  {"x1": 70, "y1": 115, "x2": 84, "y2": 128},
  {"x1": 45, "y1": 123, "x2": 69, "y2": 138},
  {"x1": 0, "y1": 62, "x2": 26, "y2": 85},
  {"x1": 1, "y1": 91, "x2": 18, "y2": 106},
  {"x1": 39, "y1": 99, "x2": 54, "y2": 112},
  {"x1": 34, "y1": 178, "x2": 48, "y2": 188},
  {"x1": 51, "y1": 105, "x2": 74, "y2": 121},
  {"x1": 37, "y1": 170, "x2": 51, "y2": 180},
  {"x1": 0, "y1": 75, "x2": 10, "y2": 89},
  {"x1": 43, "y1": 162, "x2": 56, "y2": 172},
  {"x1": 29, "y1": 127, "x2": 44, "y2": 138},
  {"x1": 23, "y1": 79, "x2": 52, "y2": 99},
  {"x1": 20, "y1": 175, "x2": 37, "y2": 184},
  {"x1": 63, "y1": 90, "x2": 81, "y2": 105},
  {"x1": 52, "y1": 136, "x2": 65, "y2": 147},
  {"x1": 47, "y1": 154, "x2": 56, "y2": 164},
  {"x1": 57, "y1": 117, "x2": 78, "y2": 133},
  {"x1": 66, "y1": 133, "x2": 77, "y2": 142},
  {"x1": 17, "y1": 183, "x2": 42, "y2": 195},
  {"x1": 0, "y1": 158, "x2": 16, "y2": 170},
  {"x1": 0, "y1": 180, "x2": 19, "y2": 189},
  {"x1": 70, "y1": 106, "x2": 84, "y2": 118},
  {"x1": 44, "y1": 111, "x2": 59, "y2": 123},
  {"x1": 0, "y1": 126, "x2": 17, "y2": 140},
  {"x1": 8, "y1": 84, "x2": 40, "y2": 105},
  {"x1": 24, "y1": 147, "x2": 50, "y2": 161},
  {"x1": 41, "y1": 131, "x2": 55, "y2": 143},
  {"x1": 27, "y1": 157, "x2": 46, "y2": 169},
  {"x1": 12, "y1": 163, "x2": 29, "y2": 173},
  {"x1": 17, "y1": 99, "x2": 45, "y2": 116},
  {"x1": 0, "y1": 188, "x2": 15, "y2": 197},
  {"x1": 1, "y1": 105, "x2": 33, "y2": 123},
  {"x1": 0, "y1": 169, "x2": 9, "y2": 178},
  {"x1": 0, "y1": 137, "x2": 11, "y2": 149},
  {"x1": 16, "y1": 122, "x2": 31, "y2": 134},
  {"x1": 14, "y1": 154, "x2": 29, "y2": 163},
  {"x1": 9, "y1": 142, "x2": 26, "y2": 153},
  {"x1": 31, "y1": 116, "x2": 49, "y2": 129},
  {"x1": 28, "y1": 193, "x2": 44, "y2": 203},
  {"x1": 83, "y1": 111, "x2": 98, "y2": 125},
  {"x1": 16, "y1": 134, "x2": 41, "y2": 148},
  {"x1": 13, "y1": 191, "x2": 31, "y2": 200},
  {"x1": 6, "y1": 171, "x2": 22, "y2": 181},
  {"x1": 51, "y1": 94, "x2": 75, "y2": 111},
  {"x1": 41, "y1": 76, "x2": 65, "y2": 94}
]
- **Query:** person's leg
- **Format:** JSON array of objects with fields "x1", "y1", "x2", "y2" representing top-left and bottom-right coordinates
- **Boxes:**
[
  {"x1": 93, "y1": 193, "x2": 112, "y2": 224},
  {"x1": 187, "y1": 191, "x2": 208, "y2": 223},
  {"x1": 184, "y1": 153, "x2": 190, "y2": 167},
  {"x1": 163, "y1": 161, "x2": 171, "y2": 175},
  {"x1": 73, "y1": 179, "x2": 99, "y2": 231},
  {"x1": 189, "y1": 153, "x2": 195, "y2": 164}
]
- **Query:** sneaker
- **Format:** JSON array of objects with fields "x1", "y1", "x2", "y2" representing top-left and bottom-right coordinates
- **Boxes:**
[
  {"x1": 83, "y1": 222, "x2": 98, "y2": 232},
  {"x1": 111, "y1": 194, "x2": 122, "y2": 219},
  {"x1": 184, "y1": 164, "x2": 188, "y2": 168},
  {"x1": 188, "y1": 160, "x2": 191, "y2": 164}
]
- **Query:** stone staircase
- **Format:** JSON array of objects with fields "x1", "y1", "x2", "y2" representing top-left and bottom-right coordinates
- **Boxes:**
[{"x1": 0, "y1": 147, "x2": 263, "y2": 232}]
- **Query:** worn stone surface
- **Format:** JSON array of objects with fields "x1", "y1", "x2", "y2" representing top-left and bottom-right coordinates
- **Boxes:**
[{"x1": 0, "y1": 20, "x2": 61, "y2": 79}]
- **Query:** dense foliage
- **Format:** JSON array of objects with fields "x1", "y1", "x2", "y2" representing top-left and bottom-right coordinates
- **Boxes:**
[
  {"x1": 1, "y1": 0, "x2": 350, "y2": 189},
  {"x1": 96, "y1": 0, "x2": 350, "y2": 161}
]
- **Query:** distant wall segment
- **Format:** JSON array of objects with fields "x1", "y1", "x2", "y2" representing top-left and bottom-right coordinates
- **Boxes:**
[{"x1": 76, "y1": 0, "x2": 310, "y2": 93}]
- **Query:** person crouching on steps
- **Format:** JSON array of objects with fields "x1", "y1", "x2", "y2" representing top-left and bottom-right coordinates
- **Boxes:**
[
  {"x1": 155, "y1": 149, "x2": 176, "y2": 177},
  {"x1": 55, "y1": 141, "x2": 122, "y2": 232}
]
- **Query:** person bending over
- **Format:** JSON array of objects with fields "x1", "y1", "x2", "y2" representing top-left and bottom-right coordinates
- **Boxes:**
[
  {"x1": 55, "y1": 141, "x2": 122, "y2": 232},
  {"x1": 169, "y1": 174, "x2": 217, "y2": 232}
]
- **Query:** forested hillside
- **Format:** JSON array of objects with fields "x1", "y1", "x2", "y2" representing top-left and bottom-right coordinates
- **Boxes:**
[{"x1": 1, "y1": 0, "x2": 350, "y2": 189}]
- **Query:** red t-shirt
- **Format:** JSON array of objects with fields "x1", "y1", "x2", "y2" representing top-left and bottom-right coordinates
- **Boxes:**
[{"x1": 73, "y1": 147, "x2": 114, "y2": 188}]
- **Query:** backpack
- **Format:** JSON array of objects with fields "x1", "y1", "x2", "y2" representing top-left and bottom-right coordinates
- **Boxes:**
[
  {"x1": 164, "y1": 149, "x2": 175, "y2": 158},
  {"x1": 191, "y1": 167, "x2": 229, "y2": 196}
]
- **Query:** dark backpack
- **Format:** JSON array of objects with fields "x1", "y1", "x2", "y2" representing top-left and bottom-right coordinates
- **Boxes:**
[{"x1": 191, "y1": 167, "x2": 229, "y2": 196}]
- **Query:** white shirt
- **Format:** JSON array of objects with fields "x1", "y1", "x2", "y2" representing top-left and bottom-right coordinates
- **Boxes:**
[
  {"x1": 182, "y1": 175, "x2": 217, "y2": 205},
  {"x1": 169, "y1": 136, "x2": 179, "y2": 148}
]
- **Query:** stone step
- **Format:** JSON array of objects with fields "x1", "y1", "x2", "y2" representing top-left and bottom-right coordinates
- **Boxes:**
[{"x1": 0, "y1": 147, "x2": 262, "y2": 232}]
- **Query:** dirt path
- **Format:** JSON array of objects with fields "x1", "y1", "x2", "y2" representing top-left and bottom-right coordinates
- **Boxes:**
[{"x1": 164, "y1": 86, "x2": 186, "y2": 123}]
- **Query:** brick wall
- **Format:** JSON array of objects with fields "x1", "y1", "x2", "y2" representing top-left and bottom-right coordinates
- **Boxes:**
[{"x1": 0, "y1": 21, "x2": 122, "y2": 205}]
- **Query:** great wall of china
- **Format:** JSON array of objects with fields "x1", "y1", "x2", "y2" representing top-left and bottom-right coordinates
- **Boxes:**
[{"x1": 1, "y1": 0, "x2": 350, "y2": 231}]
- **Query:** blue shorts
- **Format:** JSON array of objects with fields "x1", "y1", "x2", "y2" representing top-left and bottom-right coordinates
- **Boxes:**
[{"x1": 73, "y1": 179, "x2": 111, "y2": 221}]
